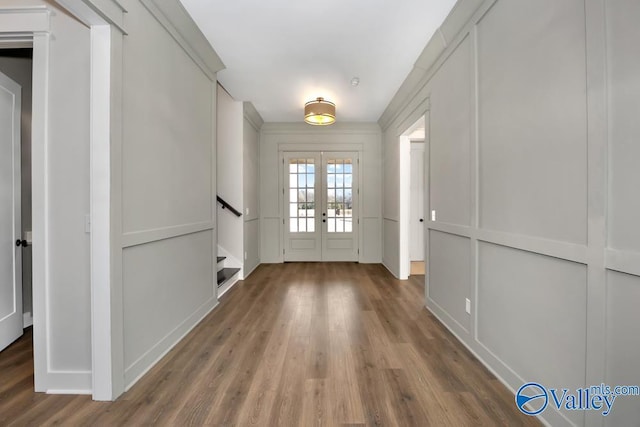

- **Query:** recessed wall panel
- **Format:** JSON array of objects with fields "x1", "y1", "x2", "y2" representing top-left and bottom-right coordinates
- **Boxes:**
[
  {"x1": 122, "y1": 7, "x2": 213, "y2": 233},
  {"x1": 478, "y1": 242, "x2": 587, "y2": 419},
  {"x1": 477, "y1": 0, "x2": 587, "y2": 244},
  {"x1": 430, "y1": 37, "x2": 471, "y2": 227},
  {"x1": 123, "y1": 230, "x2": 214, "y2": 370},
  {"x1": 428, "y1": 230, "x2": 471, "y2": 331},
  {"x1": 604, "y1": 271, "x2": 640, "y2": 427},
  {"x1": 607, "y1": 1, "x2": 640, "y2": 253}
]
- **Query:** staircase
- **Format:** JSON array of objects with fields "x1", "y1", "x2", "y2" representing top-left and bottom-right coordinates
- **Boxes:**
[
  {"x1": 216, "y1": 255, "x2": 240, "y2": 297},
  {"x1": 216, "y1": 195, "x2": 242, "y2": 297}
]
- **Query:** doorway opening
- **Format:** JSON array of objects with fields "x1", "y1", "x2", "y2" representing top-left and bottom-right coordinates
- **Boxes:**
[
  {"x1": 283, "y1": 151, "x2": 359, "y2": 262},
  {"x1": 0, "y1": 48, "x2": 33, "y2": 355},
  {"x1": 399, "y1": 114, "x2": 428, "y2": 279}
]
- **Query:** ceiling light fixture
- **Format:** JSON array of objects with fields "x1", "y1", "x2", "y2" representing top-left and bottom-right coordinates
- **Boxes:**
[
  {"x1": 304, "y1": 97, "x2": 336, "y2": 126},
  {"x1": 350, "y1": 77, "x2": 360, "y2": 87}
]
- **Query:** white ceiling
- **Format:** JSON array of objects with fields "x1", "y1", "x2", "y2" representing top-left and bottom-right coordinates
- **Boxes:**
[{"x1": 179, "y1": 0, "x2": 458, "y2": 123}]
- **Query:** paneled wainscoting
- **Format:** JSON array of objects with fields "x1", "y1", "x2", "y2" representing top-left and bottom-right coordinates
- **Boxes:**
[{"x1": 0, "y1": 263, "x2": 540, "y2": 426}]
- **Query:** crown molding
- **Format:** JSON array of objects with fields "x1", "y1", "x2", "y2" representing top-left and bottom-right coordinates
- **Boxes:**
[
  {"x1": 243, "y1": 102, "x2": 264, "y2": 131},
  {"x1": 140, "y1": 0, "x2": 225, "y2": 80},
  {"x1": 378, "y1": 0, "x2": 493, "y2": 131}
]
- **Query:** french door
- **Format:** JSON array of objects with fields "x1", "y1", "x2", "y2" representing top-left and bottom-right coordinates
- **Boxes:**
[{"x1": 283, "y1": 151, "x2": 359, "y2": 262}]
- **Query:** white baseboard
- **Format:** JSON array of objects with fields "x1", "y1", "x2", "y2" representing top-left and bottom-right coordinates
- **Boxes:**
[
  {"x1": 47, "y1": 389, "x2": 92, "y2": 395},
  {"x1": 124, "y1": 297, "x2": 218, "y2": 390},
  {"x1": 242, "y1": 261, "x2": 259, "y2": 279},
  {"x1": 381, "y1": 260, "x2": 400, "y2": 279},
  {"x1": 23, "y1": 312, "x2": 33, "y2": 328},
  {"x1": 426, "y1": 306, "x2": 555, "y2": 427},
  {"x1": 38, "y1": 370, "x2": 92, "y2": 394},
  {"x1": 217, "y1": 274, "x2": 240, "y2": 298}
]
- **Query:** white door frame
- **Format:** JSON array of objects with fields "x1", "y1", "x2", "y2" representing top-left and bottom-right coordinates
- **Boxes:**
[
  {"x1": 278, "y1": 143, "x2": 364, "y2": 263},
  {"x1": 398, "y1": 107, "x2": 430, "y2": 280},
  {"x1": 282, "y1": 150, "x2": 359, "y2": 262},
  {"x1": 0, "y1": 3, "x2": 114, "y2": 399}
]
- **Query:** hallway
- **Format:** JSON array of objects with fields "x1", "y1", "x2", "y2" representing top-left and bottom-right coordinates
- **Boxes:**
[{"x1": 1, "y1": 263, "x2": 539, "y2": 426}]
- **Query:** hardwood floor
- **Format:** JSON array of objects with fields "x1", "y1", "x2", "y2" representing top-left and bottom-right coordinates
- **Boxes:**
[{"x1": 0, "y1": 263, "x2": 540, "y2": 426}]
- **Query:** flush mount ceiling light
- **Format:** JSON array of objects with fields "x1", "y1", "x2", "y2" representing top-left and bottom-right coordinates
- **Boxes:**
[{"x1": 304, "y1": 97, "x2": 336, "y2": 126}]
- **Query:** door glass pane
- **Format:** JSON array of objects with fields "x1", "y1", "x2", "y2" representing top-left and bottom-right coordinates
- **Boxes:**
[
  {"x1": 326, "y1": 158, "x2": 353, "y2": 233},
  {"x1": 289, "y1": 158, "x2": 315, "y2": 233}
]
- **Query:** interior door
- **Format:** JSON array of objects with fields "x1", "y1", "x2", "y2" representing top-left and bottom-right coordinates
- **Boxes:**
[
  {"x1": 410, "y1": 142, "x2": 425, "y2": 261},
  {"x1": 284, "y1": 152, "x2": 321, "y2": 261},
  {"x1": 321, "y1": 152, "x2": 358, "y2": 261},
  {"x1": 0, "y1": 70, "x2": 23, "y2": 352}
]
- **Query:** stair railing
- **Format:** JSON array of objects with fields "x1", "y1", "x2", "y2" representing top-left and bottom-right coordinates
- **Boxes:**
[{"x1": 216, "y1": 195, "x2": 242, "y2": 217}]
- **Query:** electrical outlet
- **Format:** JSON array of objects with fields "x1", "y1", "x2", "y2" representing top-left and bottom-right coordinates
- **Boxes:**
[
  {"x1": 465, "y1": 298, "x2": 471, "y2": 314},
  {"x1": 431, "y1": 210, "x2": 436, "y2": 221},
  {"x1": 245, "y1": 208, "x2": 249, "y2": 215}
]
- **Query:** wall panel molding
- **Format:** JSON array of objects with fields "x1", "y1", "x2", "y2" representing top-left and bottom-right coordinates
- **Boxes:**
[
  {"x1": 380, "y1": 0, "x2": 636, "y2": 424},
  {"x1": 121, "y1": 221, "x2": 214, "y2": 248}
]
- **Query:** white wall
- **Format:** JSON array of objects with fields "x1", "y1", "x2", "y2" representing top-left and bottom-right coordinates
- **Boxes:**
[
  {"x1": 216, "y1": 85, "x2": 244, "y2": 271},
  {"x1": 118, "y1": 0, "x2": 220, "y2": 390},
  {"x1": 46, "y1": 7, "x2": 92, "y2": 382},
  {"x1": 260, "y1": 123, "x2": 382, "y2": 264},
  {"x1": 379, "y1": 0, "x2": 640, "y2": 425},
  {"x1": 0, "y1": 54, "x2": 33, "y2": 320},
  {"x1": 243, "y1": 103, "x2": 262, "y2": 276}
]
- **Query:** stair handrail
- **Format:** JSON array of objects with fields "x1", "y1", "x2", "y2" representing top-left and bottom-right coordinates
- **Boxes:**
[{"x1": 216, "y1": 195, "x2": 242, "y2": 217}]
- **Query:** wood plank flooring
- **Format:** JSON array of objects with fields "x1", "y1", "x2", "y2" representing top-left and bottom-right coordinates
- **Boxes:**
[{"x1": 0, "y1": 263, "x2": 541, "y2": 426}]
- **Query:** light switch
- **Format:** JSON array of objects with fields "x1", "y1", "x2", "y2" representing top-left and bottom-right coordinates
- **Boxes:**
[
  {"x1": 465, "y1": 298, "x2": 471, "y2": 314},
  {"x1": 431, "y1": 210, "x2": 436, "y2": 221}
]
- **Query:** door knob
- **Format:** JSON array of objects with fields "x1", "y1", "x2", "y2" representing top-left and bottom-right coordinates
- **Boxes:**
[
  {"x1": 16, "y1": 239, "x2": 28, "y2": 247},
  {"x1": 419, "y1": 218, "x2": 424, "y2": 222},
  {"x1": 323, "y1": 219, "x2": 326, "y2": 223}
]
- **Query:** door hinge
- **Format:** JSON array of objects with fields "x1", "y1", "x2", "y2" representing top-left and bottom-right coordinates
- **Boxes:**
[
  {"x1": 358, "y1": 248, "x2": 360, "y2": 254},
  {"x1": 283, "y1": 248, "x2": 285, "y2": 255},
  {"x1": 358, "y1": 218, "x2": 360, "y2": 224},
  {"x1": 283, "y1": 218, "x2": 285, "y2": 224}
]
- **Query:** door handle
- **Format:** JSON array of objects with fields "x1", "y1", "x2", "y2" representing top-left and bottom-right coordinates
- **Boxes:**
[
  {"x1": 16, "y1": 239, "x2": 28, "y2": 247},
  {"x1": 419, "y1": 218, "x2": 424, "y2": 222},
  {"x1": 323, "y1": 219, "x2": 326, "y2": 223}
]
